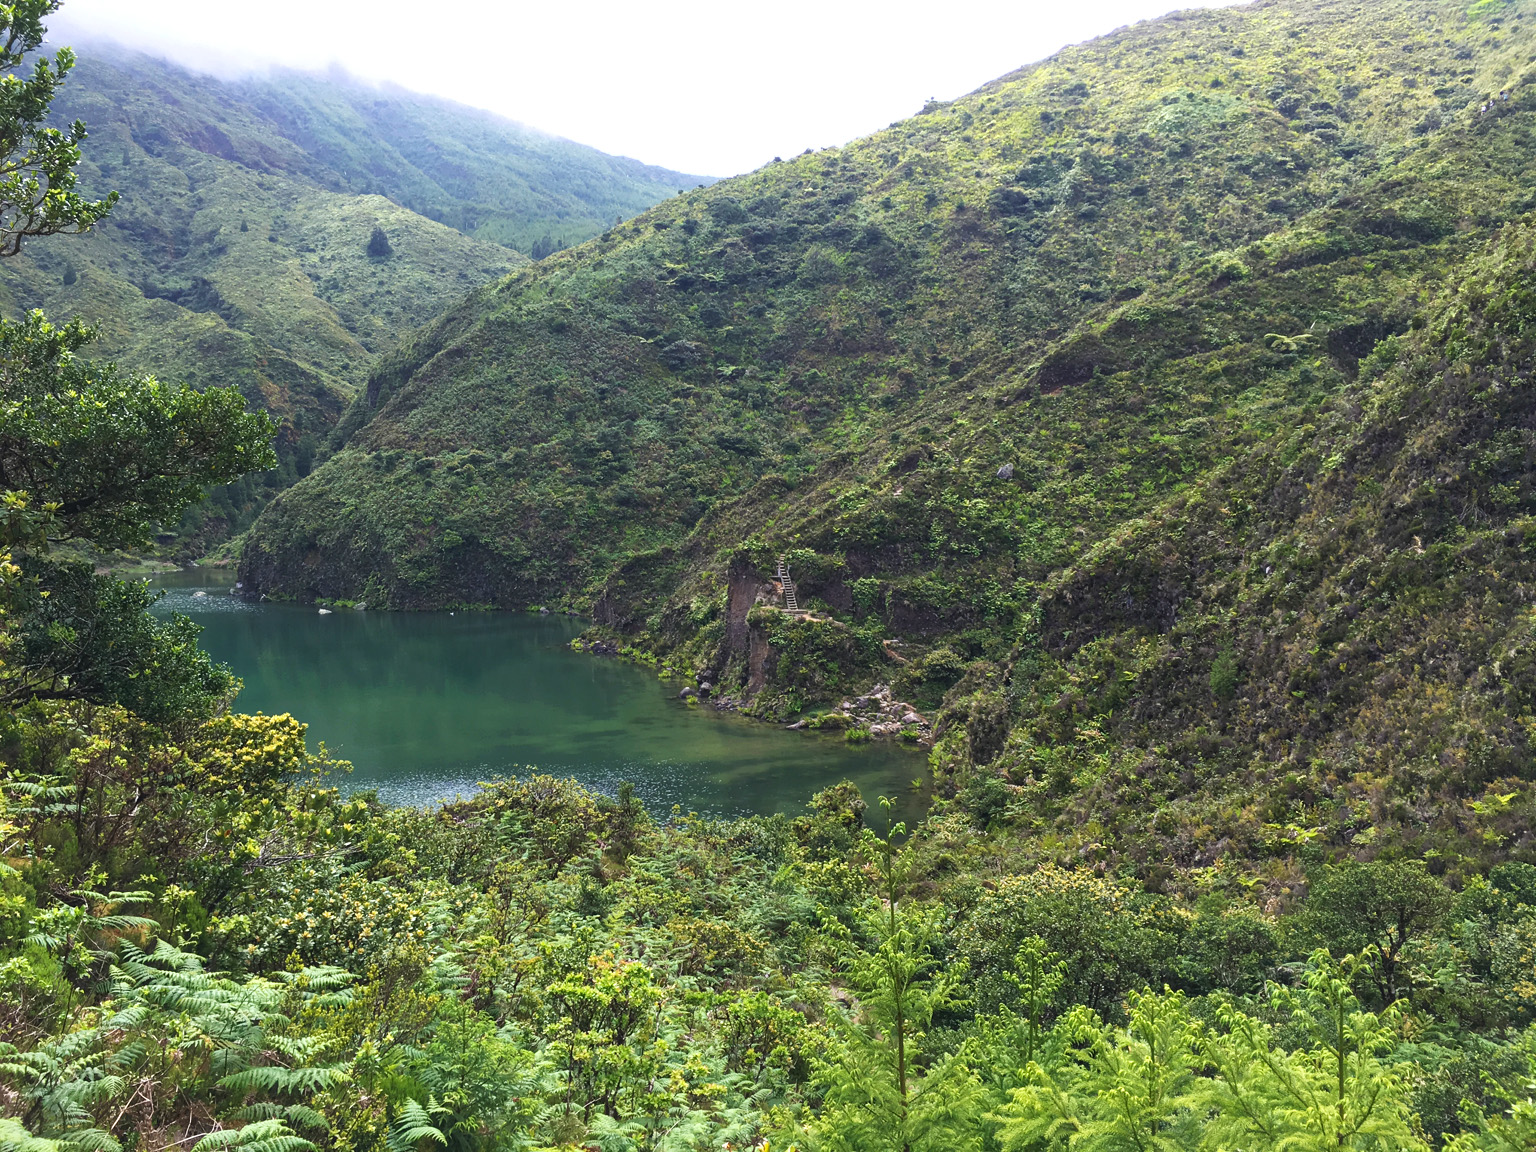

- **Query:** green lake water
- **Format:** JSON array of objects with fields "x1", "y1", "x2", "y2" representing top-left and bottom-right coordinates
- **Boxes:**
[{"x1": 148, "y1": 570, "x2": 924, "y2": 818}]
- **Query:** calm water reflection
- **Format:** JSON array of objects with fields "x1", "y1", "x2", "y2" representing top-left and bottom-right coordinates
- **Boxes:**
[{"x1": 149, "y1": 570, "x2": 924, "y2": 817}]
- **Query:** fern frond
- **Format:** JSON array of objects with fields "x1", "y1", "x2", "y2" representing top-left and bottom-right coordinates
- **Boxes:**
[
  {"x1": 385, "y1": 1100, "x2": 448, "y2": 1152},
  {"x1": 90, "y1": 914, "x2": 157, "y2": 933},
  {"x1": 265, "y1": 1036, "x2": 325, "y2": 1063},
  {"x1": 58, "y1": 1129, "x2": 121, "y2": 1152},
  {"x1": 230, "y1": 1104, "x2": 328, "y2": 1133},
  {"x1": 218, "y1": 1064, "x2": 345, "y2": 1096},
  {"x1": 584, "y1": 1113, "x2": 645, "y2": 1152},
  {"x1": 280, "y1": 966, "x2": 354, "y2": 993},
  {"x1": 190, "y1": 1121, "x2": 315, "y2": 1152},
  {"x1": 0, "y1": 1117, "x2": 62, "y2": 1152},
  {"x1": 279, "y1": 1106, "x2": 327, "y2": 1133}
]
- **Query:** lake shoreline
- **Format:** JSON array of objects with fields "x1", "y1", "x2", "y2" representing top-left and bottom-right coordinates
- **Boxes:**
[{"x1": 149, "y1": 570, "x2": 928, "y2": 820}]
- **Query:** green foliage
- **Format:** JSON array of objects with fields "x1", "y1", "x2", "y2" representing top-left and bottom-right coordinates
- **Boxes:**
[
  {"x1": 1446, "y1": 1029, "x2": 1536, "y2": 1151},
  {"x1": 0, "y1": 2, "x2": 116, "y2": 257},
  {"x1": 994, "y1": 992, "x2": 1206, "y2": 1152},
  {"x1": 0, "y1": 703, "x2": 1533, "y2": 1149},
  {"x1": 191, "y1": 1121, "x2": 316, "y2": 1152},
  {"x1": 10, "y1": 1, "x2": 1536, "y2": 1149},
  {"x1": 0, "y1": 310, "x2": 275, "y2": 549},
  {"x1": 993, "y1": 953, "x2": 1429, "y2": 1152},
  {"x1": 239, "y1": 0, "x2": 1536, "y2": 855},
  {"x1": 1201, "y1": 952, "x2": 1426, "y2": 1151},
  {"x1": 809, "y1": 802, "x2": 984, "y2": 1151},
  {"x1": 1293, "y1": 861, "x2": 1453, "y2": 1006},
  {"x1": 1207, "y1": 649, "x2": 1238, "y2": 701},
  {"x1": 0, "y1": 9, "x2": 273, "y2": 731},
  {"x1": 7, "y1": 557, "x2": 233, "y2": 721},
  {"x1": 957, "y1": 865, "x2": 1186, "y2": 1016}
]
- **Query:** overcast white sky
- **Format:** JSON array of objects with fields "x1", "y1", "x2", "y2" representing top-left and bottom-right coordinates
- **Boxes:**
[{"x1": 55, "y1": 0, "x2": 1243, "y2": 177}]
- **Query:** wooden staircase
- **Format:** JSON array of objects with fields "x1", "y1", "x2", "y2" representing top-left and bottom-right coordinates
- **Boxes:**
[{"x1": 776, "y1": 558, "x2": 800, "y2": 613}]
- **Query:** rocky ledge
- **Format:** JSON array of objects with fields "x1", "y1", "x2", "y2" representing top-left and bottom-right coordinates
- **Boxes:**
[{"x1": 784, "y1": 683, "x2": 931, "y2": 740}]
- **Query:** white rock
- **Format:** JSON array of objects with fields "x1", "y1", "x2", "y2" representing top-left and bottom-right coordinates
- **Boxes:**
[{"x1": 318, "y1": 608, "x2": 332, "y2": 615}]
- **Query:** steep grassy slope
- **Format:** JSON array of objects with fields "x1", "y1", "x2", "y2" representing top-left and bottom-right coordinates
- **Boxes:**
[
  {"x1": 234, "y1": 68, "x2": 710, "y2": 254},
  {"x1": 944, "y1": 217, "x2": 1536, "y2": 878},
  {"x1": 243, "y1": 0, "x2": 1536, "y2": 837},
  {"x1": 0, "y1": 46, "x2": 704, "y2": 547}
]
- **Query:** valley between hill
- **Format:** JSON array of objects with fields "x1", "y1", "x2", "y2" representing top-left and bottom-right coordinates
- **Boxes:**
[{"x1": 243, "y1": 0, "x2": 1536, "y2": 871}]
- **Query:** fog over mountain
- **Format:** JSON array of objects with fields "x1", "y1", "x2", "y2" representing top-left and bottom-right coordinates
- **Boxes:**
[{"x1": 53, "y1": 0, "x2": 1242, "y2": 175}]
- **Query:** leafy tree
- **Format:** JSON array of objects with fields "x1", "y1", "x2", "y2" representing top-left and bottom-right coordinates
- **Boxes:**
[
  {"x1": 9, "y1": 558, "x2": 236, "y2": 722},
  {"x1": 1295, "y1": 861, "x2": 1451, "y2": 1006},
  {"x1": 0, "y1": 2, "x2": 117, "y2": 257},
  {"x1": 0, "y1": 3, "x2": 274, "y2": 725},
  {"x1": 368, "y1": 225, "x2": 393, "y2": 259},
  {"x1": 1173, "y1": 898, "x2": 1280, "y2": 995},
  {"x1": 0, "y1": 313, "x2": 274, "y2": 552},
  {"x1": 957, "y1": 864, "x2": 1184, "y2": 1017}
]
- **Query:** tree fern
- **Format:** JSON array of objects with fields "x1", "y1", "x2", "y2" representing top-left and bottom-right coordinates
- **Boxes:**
[
  {"x1": 0, "y1": 1036, "x2": 125, "y2": 1148},
  {"x1": 810, "y1": 804, "x2": 984, "y2": 1151},
  {"x1": 1201, "y1": 951, "x2": 1427, "y2": 1152},
  {"x1": 0, "y1": 1119, "x2": 115, "y2": 1152},
  {"x1": 24, "y1": 890, "x2": 156, "y2": 960}
]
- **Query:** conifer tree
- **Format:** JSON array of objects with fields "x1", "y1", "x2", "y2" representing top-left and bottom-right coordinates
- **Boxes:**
[{"x1": 807, "y1": 798, "x2": 983, "y2": 1152}]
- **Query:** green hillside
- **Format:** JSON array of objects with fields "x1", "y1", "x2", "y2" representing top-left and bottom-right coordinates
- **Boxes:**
[
  {"x1": 243, "y1": 0, "x2": 1536, "y2": 826},
  {"x1": 233, "y1": 68, "x2": 712, "y2": 255},
  {"x1": 0, "y1": 46, "x2": 705, "y2": 549}
]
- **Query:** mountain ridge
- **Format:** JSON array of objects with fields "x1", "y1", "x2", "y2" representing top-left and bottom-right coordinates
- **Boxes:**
[{"x1": 0, "y1": 43, "x2": 708, "y2": 547}]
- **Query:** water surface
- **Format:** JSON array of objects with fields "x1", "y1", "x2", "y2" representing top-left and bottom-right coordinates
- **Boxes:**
[{"x1": 149, "y1": 571, "x2": 924, "y2": 817}]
